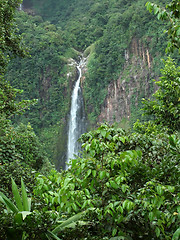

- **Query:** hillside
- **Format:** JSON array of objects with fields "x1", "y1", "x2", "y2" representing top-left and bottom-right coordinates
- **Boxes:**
[
  {"x1": 6, "y1": 0, "x2": 179, "y2": 168},
  {"x1": 0, "y1": 0, "x2": 179, "y2": 238}
]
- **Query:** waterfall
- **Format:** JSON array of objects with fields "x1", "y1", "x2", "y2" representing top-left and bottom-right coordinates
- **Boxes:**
[
  {"x1": 19, "y1": 3, "x2": 23, "y2": 11},
  {"x1": 66, "y1": 59, "x2": 86, "y2": 169}
]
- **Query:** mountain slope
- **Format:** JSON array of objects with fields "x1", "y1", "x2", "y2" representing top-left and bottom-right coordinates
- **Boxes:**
[{"x1": 6, "y1": 0, "x2": 179, "y2": 168}]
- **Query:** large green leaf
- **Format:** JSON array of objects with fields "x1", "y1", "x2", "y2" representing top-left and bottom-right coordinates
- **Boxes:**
[
  {"x1": 56, "y1": 220, "x2": 88, "y2": 229},
  {"x1": 46, "y1": 230, "x2": 62, "y2": 240},
  {"x1": 0, "y1": 192, "x2": 18, "y2": 213},
  {"x1": 11, "y1": 178, "x2": 23, "y2": 211},
  {"x1": 21, "y1": 177, "x2": 30, "y2": 211},
  {"x1": 14, "y1": 212, "x2": 23, "y2": 224},
  {"x1": 172, "y1": 228, "x2": 180, "y2": 240},
  {"x1": 28, "y1": 198, "x2": 31, "y2": 212},
  {"x1": 52, "y1": 211, "x2": 86, "y2": 234},
  {"x1": 0, "y1": 195, "x2": 6, "y2": 206}
]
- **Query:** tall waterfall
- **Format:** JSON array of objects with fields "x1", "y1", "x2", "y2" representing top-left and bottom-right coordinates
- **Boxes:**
[
  {"x1": 19, "y1": 3, "x2": 23, "y2": 11},
  {"x1": 66, "y1": 60, "x2": 86, "y2": 169}
]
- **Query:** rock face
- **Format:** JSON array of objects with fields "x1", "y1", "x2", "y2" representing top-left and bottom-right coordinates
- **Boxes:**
[
  {"x1": 55, "y1": 58, "x2": 78, "y2": 171},
  {"x1": 98, "y1": 39, "x2": 157, "y2": 124}
]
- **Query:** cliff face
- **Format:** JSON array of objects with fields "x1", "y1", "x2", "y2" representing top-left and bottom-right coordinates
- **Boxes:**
[
  {"x1": 54, "y1": 59, "x2": 79, "y2": 170},
  {"x1": 98, "y1": 39, "x2": 157, "y2": 124}
]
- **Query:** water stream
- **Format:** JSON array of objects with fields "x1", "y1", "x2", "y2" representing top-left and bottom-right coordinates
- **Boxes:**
[
  {"x1": 66, "y1": 59, "x2": 86, "y2": 169},
  {"x1": 19, "y1": 3, "x2": 23, "y2": 11}
]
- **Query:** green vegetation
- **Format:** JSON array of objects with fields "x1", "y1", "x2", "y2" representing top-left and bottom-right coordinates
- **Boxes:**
[
  {"x1": 82, "y1": 0, "x2": 168, "y2": 121},
  {"x1": 0, "y1": 0, "x2": 26, "y2": 75},
  {"x1": 5, "y1": 11, "x2": 79, "y2": 161},
  {"x1": 32, "y1": 55, "x2": 180, "y2": 238},
  {"x1": 38, "y1": 128, "x2": 179, "y2": 239},
  {"x1": 5, "y1": 0, "x2": 179, "y2": 160},
  {"x1": 146, "y1": 0, "x2": 180, "y2": 53},
  {"x1": 0, "y1": 0, "x2": 179, "y2": 239},
  {"x1": 6, "y1": 11, "x2": 75, "y2": 130},
  {"x1": 143, "y1": 57, "x2": 180, "y2": 131},
  {"x1": 0, "y1": 178, "x2": 88, "y2": 240}
]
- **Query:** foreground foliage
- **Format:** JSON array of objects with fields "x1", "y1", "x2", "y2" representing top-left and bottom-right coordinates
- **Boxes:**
[
  {"x1": 34, "y1": 122, "x2": 180, "y2": 239},
  {"x1": 0, "y1": 178, "x2": 89, "y2": 240},
  {"x1": 33, "y1": 55, "x2": 180, "y2": 239},
  {"x1": 0, "y1": 0, "x2": 179, "y2": 239},
  {"x1": 143, "y1": 57, "x2": 180, "y2": 132}
]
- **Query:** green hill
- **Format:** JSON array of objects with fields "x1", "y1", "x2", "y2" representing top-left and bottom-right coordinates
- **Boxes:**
[{"x1": 6, "y1": 0, "x2": 179, "y2": 167}]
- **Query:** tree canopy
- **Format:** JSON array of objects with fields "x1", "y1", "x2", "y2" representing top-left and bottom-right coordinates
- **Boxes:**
[
  {"x1": 146, "y1": 0, "x2": 180, "y2": 53},
  {"x1": 0, "y1": 0, "x2": 25, "y2": 74},
  {"x1": 0, "y1": 0, "x2": 179, "y2": 239},
  {"x1": 143, "y1": 57, "x2": 180, "y2": 131}
]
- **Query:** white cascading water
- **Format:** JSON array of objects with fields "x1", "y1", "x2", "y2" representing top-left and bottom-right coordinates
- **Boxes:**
[
  {"x1": 19, "y1": 3, "x2": 23, "y2": 11},
  {"x1": 66, "y1": 60, "x2": 86, "y2": 169}
]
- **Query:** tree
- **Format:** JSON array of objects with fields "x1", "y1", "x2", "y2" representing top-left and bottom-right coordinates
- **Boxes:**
[
  {"x1": 146, "y1": 0, "x2": 180, "y2": 53},
  {"x1": 33, "y1": 123, "x2": 180, "y2": 239},
  {"x1": 143, "y1": 57, "x2": 180, "y2": 132},
  {"x1": 0, "y1": 1, "x2": 45, "y2": 169},
  {"x1": 0, "y1": 0, "x2": 34, "y2": 118},
  {"x1": 0, "y1": 177, "x2": 87, "y2": 240},
  {"x1": 0, "y1": 0, "x2": 26, "y2": 75},
  {"x1": 0, "y1": 78, "x2": 37, "y2": 118}
]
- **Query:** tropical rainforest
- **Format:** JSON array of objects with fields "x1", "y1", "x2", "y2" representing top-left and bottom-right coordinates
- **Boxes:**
[{"x1": 0, "y1": 0, "x2": 179, "y2": 239}]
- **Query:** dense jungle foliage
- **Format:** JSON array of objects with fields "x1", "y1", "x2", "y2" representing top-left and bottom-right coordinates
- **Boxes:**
[
  {"x1": 5, "y1": 0, "x2": 179, "y2": 163},
  {"x1": 0, "y1": 0, "x2": 179, "y2": 239}
]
